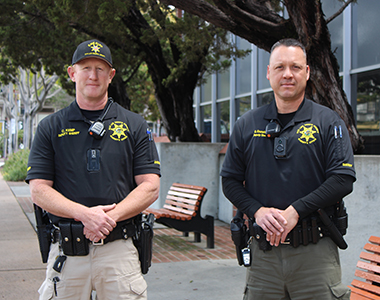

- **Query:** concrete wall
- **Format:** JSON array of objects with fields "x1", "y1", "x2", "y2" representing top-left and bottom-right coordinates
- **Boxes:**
[
  {"x1": 155, "y1": 142, "x2": 226, "y2": 219},
  {"x1": 154, "y1": 142, "x2": 380, "y2": 285},
  {"x1": 339, "y1": 155, "x2": 380, "y2": 285}
]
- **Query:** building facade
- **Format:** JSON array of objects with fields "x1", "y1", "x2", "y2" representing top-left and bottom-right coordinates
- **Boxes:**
[{"x1": 193, "y1": 0, "x2": 380, "y2": 153}]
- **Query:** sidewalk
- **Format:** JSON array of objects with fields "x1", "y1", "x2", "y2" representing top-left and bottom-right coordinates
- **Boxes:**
[{"x1": 0, "y1": 171, "x2": 246, "y2": 299}]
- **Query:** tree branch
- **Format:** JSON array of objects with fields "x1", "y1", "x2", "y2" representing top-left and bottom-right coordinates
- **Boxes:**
[{"x1": 326, "y1": 0, "x2": 355, "y2": 24}]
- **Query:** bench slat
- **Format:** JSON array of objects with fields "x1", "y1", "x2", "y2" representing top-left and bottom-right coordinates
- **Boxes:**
[
  {"x1": 360, "y1": 252, "x2": 380, "y2": 265},
  {"x1": 352, "y1": 279, "x2": 380, "y2": 296},
  {"x1": 170, "y1": 185, "x2": 205, "y2": 195},
  {"x1": 163, "y1": 203, "x2": 195, "y2": 215},
  {"x1": 171, "y1": 182, "x2": 207, "y2": 192},
  {"x1": 154, "y1": 207, "x2": 192, "y2": 220},
  {"x1": 163, "y1": 204, "x2": 197, "y2": 217},
  {"x1": 357, "y1": 261, "x2": 380, "y2": 274},
  {"x1": 166, "y1": 195, "x2": 198, "y2": 205},
  {"x1": 165, "y1": 199, "x2": 198, "y2": 211},
  {"x1": 369, "y1": 236, "x2": 380, "y2": 246},
  {"x1": 349, "y1": 286, "x2": 380, "y2": 300},
  {"x1": 168, "y1": 190, "x2": 202, "y2": 200},
  {"x1": 355, "y1": 270, "x2": 380, "y2": 284},
  {"x1": 364, "y1": 243, "x2": 380, "y2": 255}
]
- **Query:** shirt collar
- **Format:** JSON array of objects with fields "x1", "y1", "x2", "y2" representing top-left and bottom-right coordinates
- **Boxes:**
[
  {"x1": 68, "y1": 99, "x2": 118, "y2": 122},
  {"x1": 264, "y1": 98, "x2": 313, "y2": 124}
]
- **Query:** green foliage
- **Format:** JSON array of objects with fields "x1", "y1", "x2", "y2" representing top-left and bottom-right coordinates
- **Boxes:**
[
  {"x1": 0, "y1": 0, "x2": 251, "y2": 140},
  {"x1": 0, "y1": 132, "x2": 4, "y2": 158},
  {"x1": 128, "y1": 63, "x2": 160, "y2": 121},
  {"x1": 1, "y1": 149, "x2": 30, "y2": 181}
]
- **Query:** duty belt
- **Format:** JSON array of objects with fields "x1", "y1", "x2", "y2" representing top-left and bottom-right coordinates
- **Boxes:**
[
  {"x1": 55, "y1": 219, "x2": 137, "y2": 256},
  {"x1": 252, "y1": 217, "x2": 327, "y2": 250}
]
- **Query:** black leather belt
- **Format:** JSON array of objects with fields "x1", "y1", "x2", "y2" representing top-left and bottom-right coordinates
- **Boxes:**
[
  {"x1": 252, "y1": 217, "x2": 325, "y2": 250},
  {"x1": 54, "y1": 219, "x2": 137, "y2": 256},
  {"x1": 93, "y1": 221, "x2": 137, "y2": 246}
]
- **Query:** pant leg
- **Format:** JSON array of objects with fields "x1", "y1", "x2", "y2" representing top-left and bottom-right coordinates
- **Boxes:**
[
  {"x1": 38, "y1": 243, "x2": 93, "y2": 300},
  {"x1": 92, "y1": 239, "x2": 147, "y2": 300},
  {"x1": 243, "y1": 241, "x2": 290, "y2": 300},
  {"x1": 285, "y1": 238, "x2": 351, "y2": 300}
]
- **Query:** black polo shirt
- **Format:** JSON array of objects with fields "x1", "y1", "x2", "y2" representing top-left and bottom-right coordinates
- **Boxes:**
[
  {"x1": 220, "y1": 99, "x2": 356, "y2": 211},
  {"x1": 26, "y1": 100, "x2": 161, "y2": 223}
]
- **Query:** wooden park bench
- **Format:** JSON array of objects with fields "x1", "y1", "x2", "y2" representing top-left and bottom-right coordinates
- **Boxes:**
[
  {"x1": 144, "y1": 183, "x2": 215, "y2": 248},
  {"x1": 349, "y1": 236, "x2": 380, "y2": 299}
]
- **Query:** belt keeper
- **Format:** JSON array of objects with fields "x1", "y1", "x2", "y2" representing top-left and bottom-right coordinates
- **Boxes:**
[
  {"x1": 292, "y1": 225, "x2": 300, "y2": 248},
  {"x1": 311, "y1": 217, "x2": 320, "y2": 244},
  {"x1": 302, "y1": 219, "x2": 309, "y2": 246}
]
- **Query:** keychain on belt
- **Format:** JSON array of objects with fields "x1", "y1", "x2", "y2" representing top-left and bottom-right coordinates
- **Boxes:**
[{"x1": 242, "y1": 236, "x2": 253, "y2": 267}]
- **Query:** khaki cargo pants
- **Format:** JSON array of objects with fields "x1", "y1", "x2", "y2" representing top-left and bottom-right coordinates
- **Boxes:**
[{"x1": 38, "y1": 239, "x2": 147, "y2": 300}]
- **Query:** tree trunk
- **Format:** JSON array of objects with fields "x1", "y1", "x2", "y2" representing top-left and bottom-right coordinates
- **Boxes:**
[
  {"x1": 150, "y1": 69, "x2": 201, "y2": 142},
  {"x1": 108, "y1": 77, "x2": 131, "y2": 110},
  {"x1": 285, "y1": 0, "x2": 364, "y2": 152},
  {"x1": 124, "y1": 5, "x2": 202, "y2": 142},
  {"x1": 23, "y1": 111, "x2": 32, "y2": 149}
]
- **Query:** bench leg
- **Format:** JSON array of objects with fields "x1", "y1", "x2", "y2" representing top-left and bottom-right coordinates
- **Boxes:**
[
  {"x1": 194, "y1": 232, "x2": 201, "y2": 243},
  {"x1": 207, "y1": 231, "x2": 214, "y2": 248},
  {"x1": 206, "y1": 215, "x2": 214, "y2": 248}
]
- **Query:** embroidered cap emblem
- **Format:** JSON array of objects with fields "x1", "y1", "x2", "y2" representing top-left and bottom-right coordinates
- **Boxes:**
[{"x1": 88, "y1": 41, "x2": 102, "y2": 54}]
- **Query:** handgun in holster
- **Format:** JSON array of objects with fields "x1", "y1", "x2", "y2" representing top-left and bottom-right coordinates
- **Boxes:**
[
  {"x1": 133, "y1": 213, "x2": 155, "y2": 274},
  {"x1": 34, "y1": 204, "x2": 54, "y2": 263},
  {"x1": 230, "y1": 210, "x2": 250, "y2": 266}
]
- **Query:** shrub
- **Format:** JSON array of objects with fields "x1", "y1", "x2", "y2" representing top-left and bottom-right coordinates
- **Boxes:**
[{"x1": 1, "y1": 149, "x2": 30, "y2": 181}]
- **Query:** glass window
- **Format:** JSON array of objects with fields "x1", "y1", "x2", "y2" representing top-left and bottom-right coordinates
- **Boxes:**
[
  {"x1": 200, "y1": 104, "x2": 212, "y2": 132},
  {"x1": 322, "y1": 0, "x2": 343, "y2": 71},
  {"x1": 236, "y1": 37, "x2": 252, "y2": 95},
  {"x1": 217, "y1": 69, "x2": 230, "y2": 99},
  {"x1": 258, "y1": 49, "x2": 271, "y2": 90},
  {"x1": 353, "y1": 0, "x2": 380, "y2": 68},
  {"x1": 355, "y1": 70, "x2": 380, "y2": 135},
  {"x1": 201, "y1": 74, "x2": 212, "y2": 103},
  {"x1": 257, "y1": 92, "x2": 274, "y2": 107},
  {"x1": 219, "y1": 101, "x2": 230, "y2": 142},
  {"x1": 236, "y1": 96, "x2": 251, "y2": 119}
]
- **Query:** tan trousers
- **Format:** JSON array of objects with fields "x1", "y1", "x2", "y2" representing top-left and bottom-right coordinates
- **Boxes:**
[
  {"x1": 38, "y1": 239, "x2": 147, "y2": 300},
  {"x1": 243, "y1": 237, "x2": 350, "y2": 300}
]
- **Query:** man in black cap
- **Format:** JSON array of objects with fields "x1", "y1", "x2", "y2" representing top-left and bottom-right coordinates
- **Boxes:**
[{"x1": 26, "y1": 39, "x2": 161, "y2": 299}]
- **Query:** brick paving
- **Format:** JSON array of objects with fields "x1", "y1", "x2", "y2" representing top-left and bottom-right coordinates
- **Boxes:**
[
  {"x1": 152, "y1": 224, "x2": 236, "y2": 263},
  {"x1": 9, "y1": 181, "x2": 237, "y2": 264}
]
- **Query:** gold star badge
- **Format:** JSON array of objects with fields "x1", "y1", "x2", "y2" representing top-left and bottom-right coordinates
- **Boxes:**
[{"x1": 297, "y1": 124, "x2": 319, "y2": 144}]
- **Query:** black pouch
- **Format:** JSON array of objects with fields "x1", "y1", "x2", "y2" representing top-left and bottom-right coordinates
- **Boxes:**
[
  {"x1": 59, "y1": 221, "x2": 89, "y2": 256},
  {"x1": 251, "y1": 222, "x2": 272, "y2": 252},
  {"x1": 133, "y1": 213, "x2": 154, "y2": 274}
]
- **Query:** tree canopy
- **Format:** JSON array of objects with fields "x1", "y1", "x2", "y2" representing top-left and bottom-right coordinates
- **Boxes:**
[{"x1": 0, "y1": 0, "x2": 248, "y2": 142}]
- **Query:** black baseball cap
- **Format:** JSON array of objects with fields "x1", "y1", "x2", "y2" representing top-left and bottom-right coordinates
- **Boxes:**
[{"x1": 72, "y1": 39, "x2": 113, "y2": 67}]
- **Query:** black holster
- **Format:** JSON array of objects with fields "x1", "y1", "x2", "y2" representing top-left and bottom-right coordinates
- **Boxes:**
[
  {"x1": 133, "y1": 213, "x2": 155, "y2": 274},
  {"x1": 34, "y1": 204, "x2": 54, "y2": 263},
  {"x1": 230, "y1": 211, "x2": 250, "y2": 266}
]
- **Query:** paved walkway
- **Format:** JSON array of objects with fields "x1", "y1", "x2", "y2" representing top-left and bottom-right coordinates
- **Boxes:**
[{"x1": 0, "y1": 171, "x2": 246, "y2": 299}]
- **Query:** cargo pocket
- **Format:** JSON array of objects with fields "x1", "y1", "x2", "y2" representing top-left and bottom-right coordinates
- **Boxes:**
[
  {"x1": 330, "y1": 281, "x2": 351, "y2": 299},
  {"x1": 130, "y1": 276, "x2": 147, "y2": 296},
  {"x1": 38, "y1": 278, "x2": 55, "y2": 300}
]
